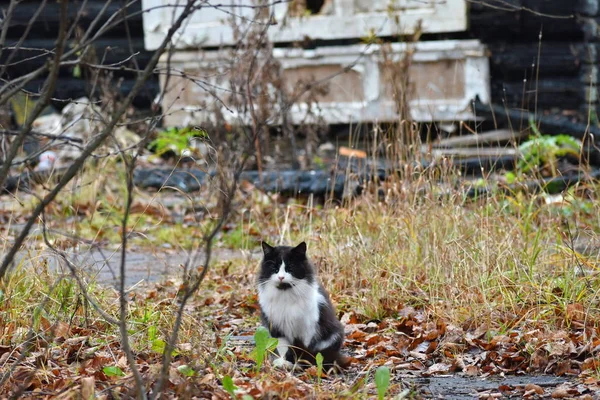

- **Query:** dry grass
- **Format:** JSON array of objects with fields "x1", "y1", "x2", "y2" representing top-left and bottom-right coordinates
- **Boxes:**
[{"x1": 248, "y1": 177, "x2": 600, "y2": 329}]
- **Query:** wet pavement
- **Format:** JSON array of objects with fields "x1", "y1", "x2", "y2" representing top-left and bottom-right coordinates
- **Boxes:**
[
  {"x1": 409, "y1": 374, "x2": 574, "y2": 399},
  {"x1": 12, "y1": 245, "x2": 252, "y2": 289}
]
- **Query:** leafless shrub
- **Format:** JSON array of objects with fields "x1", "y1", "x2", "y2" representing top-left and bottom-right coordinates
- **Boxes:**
[{"x1": 0, "y1": 0, "x2": 258, "y2": 397}]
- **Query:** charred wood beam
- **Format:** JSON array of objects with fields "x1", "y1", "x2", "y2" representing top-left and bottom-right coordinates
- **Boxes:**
[
  {"x1": 490, "y1": 79, "x2": 596, "y2": 111},
  {"x1": 522, "y1": 0, "x2": 591, "y2": 16},
  {"x1": 21, "y1": 78, "x2": 160, "y2": 109},
  {"x1": 471, "y1": 0, "x2": 599, "y2": 16},
  {"x1": 469, "y1": 8, "x2": 522, "y2": 41},
  {"x1": 469, "y1": 1, "x2": 600, "y2": 41},
  {"x1": 473, "y1": 99, "x2": 600, "y2": 144},
  {"x1": 5, "y1": 1, "x2": 144, "y2": 38},
  {"x1": 1, "y1": 38, "x2": 153, "y2": 77},
  {"x1": 489, "y1": 43, "x2": 599, "y2": 79},
  {"x1": 7, "y1": 2, "x2": 143, "y2": 26}
]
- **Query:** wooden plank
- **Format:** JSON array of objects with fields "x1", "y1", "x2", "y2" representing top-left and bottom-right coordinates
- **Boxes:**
[
  {"x1": 429, "y1": 129, "x2": 526, "y2": 148},
  {"x1": 142, "y1": 0, "x2": 468, "y2": 50},
  {"x1": 424, "y1": 147, "x2": 519, "y2": 158}
]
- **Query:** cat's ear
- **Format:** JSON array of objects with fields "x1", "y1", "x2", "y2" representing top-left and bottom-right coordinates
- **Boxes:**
[
  {"x1": 292, "y1": 241, "x2": 307, "y2": 257},
  {"x1": 261, "y1": 241, "x2": 274, "y2": 255}
]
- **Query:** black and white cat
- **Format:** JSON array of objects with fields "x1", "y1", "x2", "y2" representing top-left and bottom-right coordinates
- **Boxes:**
[{"x1": 257, "y1": 241, "x2": 348, "y2": 370}]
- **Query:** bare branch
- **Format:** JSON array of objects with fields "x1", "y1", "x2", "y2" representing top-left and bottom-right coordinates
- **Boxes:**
[
  {"x1": 0, "y1": 0, "x2": 48, "y2": 80},
  {"x1": 466, "y1": 0, "x2": 575, "y2": 18},
  {"x1": 0, "y1": 129, "x2": 84, "y2": 144},
  {"x1": 0, "y1": 0, "x2": 19, "y2": 63},
  {"x1": 0, "y1": 0, "x2": 69, "y2": 191}
]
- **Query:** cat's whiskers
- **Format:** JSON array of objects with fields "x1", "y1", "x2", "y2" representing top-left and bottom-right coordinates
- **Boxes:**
[
  {"x1": 289, "y1": 281, "x2": 304, "y2": 297},
  {"x1": 257, "y1": 280, "x2": 270, "y2": 289}
]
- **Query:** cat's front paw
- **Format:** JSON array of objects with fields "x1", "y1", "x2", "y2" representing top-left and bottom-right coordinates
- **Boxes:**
[{"x1": 272, "y1": 357, "x2": 294, "y2": 370}]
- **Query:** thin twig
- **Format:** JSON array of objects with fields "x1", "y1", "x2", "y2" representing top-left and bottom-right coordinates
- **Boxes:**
[
  {"x1": 0, "y1": 0, "x2": 68, "y2": 191},
  {"x1": 0, "y1": 0, "x2": 48, "y2": 80},
  {"x1": 0, "y1": 129, "x2": 84, "y2": 144}
]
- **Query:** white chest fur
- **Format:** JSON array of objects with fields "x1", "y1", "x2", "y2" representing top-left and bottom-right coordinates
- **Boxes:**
[{"x1": 258, "y1": 280, "x2": 325, "y2": 348}]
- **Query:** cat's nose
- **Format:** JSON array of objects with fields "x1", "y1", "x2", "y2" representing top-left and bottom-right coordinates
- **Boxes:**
[{"x1": 278, "y1": 276, "x2": 284, "y2": 281}]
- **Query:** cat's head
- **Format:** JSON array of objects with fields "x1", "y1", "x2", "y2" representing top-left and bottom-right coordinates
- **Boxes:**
[{"x1": 258, "y1": 241, "x2": 314, "y2": 291}]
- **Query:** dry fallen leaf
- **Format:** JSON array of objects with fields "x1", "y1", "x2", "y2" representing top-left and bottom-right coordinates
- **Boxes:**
[
  {"x1": 551, "y1": 388, "x2": 569, "y2": 398},
  {"x1": 565, "y1": 303, "x2": 585, "y2": 324},
  {"x1": 425, "y1": 362, "x2": 451, "y2": 375},
  {"x1": 81, "y1": 376, "x2": 95, "y2": 399},
  {"x1": 524, "y1": 383, "x2": 544, "y2": 395},
  {"x1": 464, "y1": 365, "x2": 479, "y2": 376}
]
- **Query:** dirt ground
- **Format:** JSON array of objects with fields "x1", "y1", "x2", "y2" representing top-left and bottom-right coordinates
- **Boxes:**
[{"x1": 10, "y1": 233, "x2": 599, "y2": 399}]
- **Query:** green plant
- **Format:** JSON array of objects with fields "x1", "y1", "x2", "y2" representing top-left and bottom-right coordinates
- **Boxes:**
[
  {"x1": 177, "y1": 364, "x2": 195, "y2": 377},
  {"x1": 375, "y1": 366, "x2": 391, "y2": 400},
  {"x1": 149, "y1": 126, "x2": 207, "y2": 157},
  {"x1": 222, "y1": 375, "x2": 237, "y2": 398},
  {"x1": 518, "y1": 127, "x2": 582, "y2": 175},
  {"x1": 315, "y1": 352, "x2": 324, "y2": 384},
  {"x1": 250, "y1": 326, "x2": 278, "y2": 372},
  {"x1": 103, "y1": 365, "x2": 125, "y2": 377}
]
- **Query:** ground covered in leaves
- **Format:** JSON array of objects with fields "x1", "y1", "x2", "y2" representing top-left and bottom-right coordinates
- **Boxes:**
[{"x1": 2, "y1": 161, "x2": 600, "y2": 398}]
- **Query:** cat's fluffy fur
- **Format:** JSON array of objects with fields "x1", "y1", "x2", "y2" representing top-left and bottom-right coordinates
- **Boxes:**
[{"x1": 257, "y1": 241, "x2": 348, "y2": 370}]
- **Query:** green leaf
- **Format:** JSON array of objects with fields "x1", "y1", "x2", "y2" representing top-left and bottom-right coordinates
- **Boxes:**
[
  {"x1": 505, "y1": 171, "x2": 516, "y2": 185},
  {"x1": 315, "y1": 352, "x2": 324, "y2": 384},
  {"x1": 375, "y1": 366, "x2": 390, "y2": 400},
  {"x1": 103, "y1": 365, "x2": 125, "y2": 377},
  {"x1": 149, "y1": 339, "x2": 180, "y2": 357},
  {"x1": 252, "y1": 326, "x2": 273, "y2": 370},
  {"x1": 149, "y1": 126, "x2": 196, "y2": 157},
  {"x1": 148, "y1": 325, "x2": 157, "y2": 341},
  {"x1": 32, "y1": 306, "x2": 42, "y2": 330},
  {"x1": 177, "y1": 364, "x2": 195, "y2": 377},
  {"x1": 151, "y1": 339, "x2": 166, "y2": 353},
  {"x1": 251, "y1": 327, "x2": 278, "y2": 371},
  {"x1": 517, "y1": 133, "x2": 582, "y2": 176},
  {"x1": 267, "y1": 337, "x2": 278, "y2": 351},
  {"x1": 73, "y1": 64, "x2": 81, "y2": 78},
  {"x1": 222, "y1": 375, "x2": 237, "y2": 398}
]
